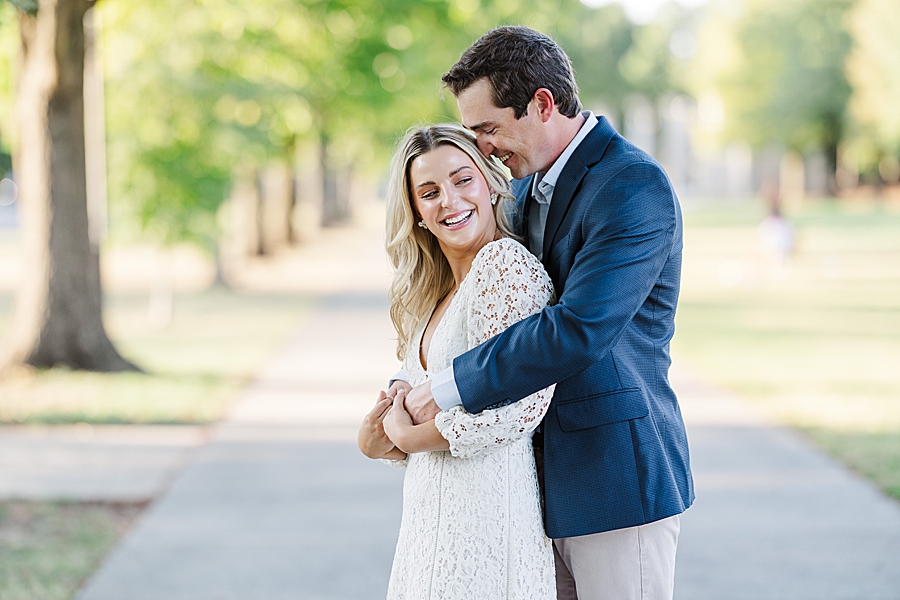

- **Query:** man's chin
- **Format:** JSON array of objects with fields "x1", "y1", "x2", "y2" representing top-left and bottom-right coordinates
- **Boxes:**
[{"x1": 506, "y1": 161, "x2": 532, "y2": 180}]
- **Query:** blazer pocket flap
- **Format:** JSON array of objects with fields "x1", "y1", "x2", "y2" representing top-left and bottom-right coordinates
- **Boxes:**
[{"x1": 555, "y1": 388, "x2": 649, "y2": 432}]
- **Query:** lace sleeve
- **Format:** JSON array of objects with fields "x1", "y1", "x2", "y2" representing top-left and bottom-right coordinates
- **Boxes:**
[{"x1": 434, "y1": 239, "x2": 555, "y2": 459}]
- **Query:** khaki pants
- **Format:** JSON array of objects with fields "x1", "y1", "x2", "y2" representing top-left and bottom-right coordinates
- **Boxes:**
[{"x1": 553, "y1": 515, "x2": 680, "y2": 600}]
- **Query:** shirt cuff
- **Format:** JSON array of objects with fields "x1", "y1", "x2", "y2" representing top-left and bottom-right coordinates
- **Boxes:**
[
  {"x1": 431, "y1": 365, "x2": 463, "y2": 411},
  {"x1": 389, "y1": 369, "x2": 408, "y2": 388}
]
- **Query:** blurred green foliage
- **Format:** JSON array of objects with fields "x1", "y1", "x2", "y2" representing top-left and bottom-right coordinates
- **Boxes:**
[
  {"x1": 719, "y1": 0, "x2": 853, "y2": 179},
  {"x1": 0, "y1": 0, "x2": 899, "y2": 248},
  {"x1": 692, "y1": 0, "x2": 900, "y2": 184},
  {"x1": 845, "y1": 0, "x2": 900, "y2": 176},
  {"x1": 0, "y1": 0, "x2": 680, "y2": 249},
  {"x1": 96, "y1": 0, "x2": 653, "y2": 248}
]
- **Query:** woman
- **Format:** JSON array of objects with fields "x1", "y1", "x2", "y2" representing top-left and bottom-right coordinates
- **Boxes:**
[{"x1": 357, "y1": 124, "x2": 556, "y2": 600}]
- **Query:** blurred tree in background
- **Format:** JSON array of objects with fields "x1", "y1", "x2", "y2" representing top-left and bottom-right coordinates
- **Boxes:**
[
  {"x1": 712, "y1": 0, "x2": 853, "y2": 194},
  {"x1": 0, "y1": 0, "x2": 138, "y2": 372},
  {"x1": 97, "y1": 0, "x2": 651, "y2": 262},
  {"x1": 845, "y1": 0, "x2": 900, "y2": 184}
]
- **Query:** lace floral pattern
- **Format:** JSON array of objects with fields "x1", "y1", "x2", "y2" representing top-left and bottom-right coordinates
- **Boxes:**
[{"x1": 386, "y1": 238, "x2": 556, "y2": 600}]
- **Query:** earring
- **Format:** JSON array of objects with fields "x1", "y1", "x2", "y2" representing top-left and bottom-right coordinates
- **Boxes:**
[
  {"x1": 490, "y1": 193, "x2": 498, "y2": 206},
  {"x1": 417, "y1": 220, "x2": 428, "y2": 230}
]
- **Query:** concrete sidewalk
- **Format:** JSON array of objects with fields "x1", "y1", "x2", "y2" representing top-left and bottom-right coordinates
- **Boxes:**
[
  {"x1": 71, "y1": 207, "x2": 900, "y2": 599},
  {"x1": 672, "y1": 368, "x2": 900, "y2": 599},
  {"x1": 76, "y1": 290, "x2": 404, "y2": 600},
  {"x1": 0, "y1": 424, "x2": 207, "y2": 501}
]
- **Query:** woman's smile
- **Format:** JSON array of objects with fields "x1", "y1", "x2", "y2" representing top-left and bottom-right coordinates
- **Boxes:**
[{"x1": 441, "y1": 209, "x2": 474, "y2": 229}]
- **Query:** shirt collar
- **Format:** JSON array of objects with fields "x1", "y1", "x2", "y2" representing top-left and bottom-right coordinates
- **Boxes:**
[{"x1": 531, "y1": 111, "x2": 598, "y2": 205}]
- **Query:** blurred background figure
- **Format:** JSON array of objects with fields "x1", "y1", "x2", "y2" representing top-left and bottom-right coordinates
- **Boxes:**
[{"x1": 758, "y1": 179, "x2": 796, "y2": 275}]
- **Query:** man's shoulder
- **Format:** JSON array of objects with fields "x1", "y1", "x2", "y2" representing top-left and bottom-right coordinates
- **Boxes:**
[
  {"x1": 575, "y1": 132, "x2": 679, "y2": 224},
  {"x1": 588, "y1": 131, "x2": 661, "y2": 176},
  {"x1": 576, "y1": 123, "x2": 671, "y2": 190}
]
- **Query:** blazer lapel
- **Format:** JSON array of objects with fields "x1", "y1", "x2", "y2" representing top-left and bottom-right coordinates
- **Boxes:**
[{"x1": 542, "y1": 117, "x2": 617, "y2": 260}]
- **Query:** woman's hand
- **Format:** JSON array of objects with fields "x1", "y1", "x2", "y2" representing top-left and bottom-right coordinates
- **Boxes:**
[
  {"x1": 382, "y1": 389, "x2": 450, "y2": 454},
  {"x1": 387, "y1": 378, "x2": 412, "y2": 399},
  {"x1": 383, "y1": 389, "x2": 415, "y2": 453},
  {"x1": 358, "y1": 391, "x2": 402, "y2": 459}
]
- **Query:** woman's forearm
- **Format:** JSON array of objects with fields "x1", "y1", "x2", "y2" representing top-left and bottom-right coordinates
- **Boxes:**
[{"x1": 395, "y1": 420, "x2": 449, "y2": 454}]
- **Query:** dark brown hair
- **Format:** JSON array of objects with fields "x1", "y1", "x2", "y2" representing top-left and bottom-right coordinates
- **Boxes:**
[{"x1": 442, "y1": 26, "x2": 581, "y2": 119}]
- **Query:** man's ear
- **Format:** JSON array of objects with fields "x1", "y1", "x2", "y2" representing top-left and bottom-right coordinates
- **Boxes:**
[{"x1": 533, "y1": 88, "x2": 556, "y2": 123}]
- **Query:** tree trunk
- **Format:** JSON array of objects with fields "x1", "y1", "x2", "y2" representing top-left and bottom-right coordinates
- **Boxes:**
[
  {"x1": 290, "y1": 136, "x2": 323, "y2": 244},
  {"x1": 259, "y1": 160, "x2": 293, "y2": 254},
  {"x1": 823, "y1": 112, "x2": 842, "y2": 197},
  {"x1": 319, "y1": 133, "x2": 352, "y2": 227},
  {"x1": 2, "y1": 0, "x2": 139, "y2": 372}
]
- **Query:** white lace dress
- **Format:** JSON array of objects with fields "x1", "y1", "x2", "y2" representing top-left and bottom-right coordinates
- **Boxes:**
[{"x1": 386, "y1": 238, "x2": 557, "y2": 600}]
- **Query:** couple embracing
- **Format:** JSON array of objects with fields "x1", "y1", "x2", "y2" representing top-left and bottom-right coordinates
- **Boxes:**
[{"x1": 358, "y1": 26, "x2": 694, "y2": 600}]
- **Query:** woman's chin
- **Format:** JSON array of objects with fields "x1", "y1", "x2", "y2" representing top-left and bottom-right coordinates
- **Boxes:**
[{"x1": 438, "y1": 232, "x2": 496, "y2": 255}]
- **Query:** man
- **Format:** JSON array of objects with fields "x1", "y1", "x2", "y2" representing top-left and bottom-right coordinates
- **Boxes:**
[{"x1": 396, "y1": 26, "x2": 694, "y2": 599}]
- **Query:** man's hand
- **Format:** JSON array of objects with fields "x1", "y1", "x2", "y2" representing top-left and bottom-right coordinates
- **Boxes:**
[
  {"x1": 404, "y1": 380, "x2": 441, "y2": 425},
  {"x1": 387, "y1": 378, "x2": 412, "y2": 399}
]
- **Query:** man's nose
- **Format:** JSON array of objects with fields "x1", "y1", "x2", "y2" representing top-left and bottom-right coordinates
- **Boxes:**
[{"x1": 476, "y1": 135, "x2": 494, "y2": 158}]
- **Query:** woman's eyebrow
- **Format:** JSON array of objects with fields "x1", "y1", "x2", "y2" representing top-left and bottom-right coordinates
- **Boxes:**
[
  {"x1": 448, "y1": 166, "x2": 472, "y2": 177},
  {"x1": 415, "y1": 166, "x2": 472, "y2": 190}
]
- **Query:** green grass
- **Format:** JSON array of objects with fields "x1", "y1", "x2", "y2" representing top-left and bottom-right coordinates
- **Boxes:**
[
  {"x1": 0, "y1": 288, "x2": 312, "y2": 424},
  {"x1": 674, "y1": 199, "x2": 900, "y2": 499},
  {"x1": 0, "y1": 501, "x2": 145, "y2": 600}
]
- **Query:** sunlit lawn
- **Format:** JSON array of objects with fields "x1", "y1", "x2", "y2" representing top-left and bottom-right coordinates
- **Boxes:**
[
  {"x1": 0, "y1": 288, "x2": 312, "y2": 424},
  {"x1": 0, "y1": 501, "x2": 145, "y2": 600},
  {"x1": 674, "y1": 199, "x2": 900, "y2": 499}
]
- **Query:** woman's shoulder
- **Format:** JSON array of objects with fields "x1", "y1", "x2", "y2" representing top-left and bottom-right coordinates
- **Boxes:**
[
  {"x1": 470, "y1": 238, "x2": 551, "y2": 291},
  {"x1": 473, "y1": 237, "x2": 538, "y2": 270}
]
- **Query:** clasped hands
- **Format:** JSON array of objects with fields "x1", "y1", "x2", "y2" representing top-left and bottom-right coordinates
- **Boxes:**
[{"x1": 357, "y1": 380, "x2": 443, "y2": 460}]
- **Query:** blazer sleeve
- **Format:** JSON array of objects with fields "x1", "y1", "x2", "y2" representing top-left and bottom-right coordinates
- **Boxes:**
[
  {"x1": 455, "y1": 161, "x2": 679, "y2": 414},
  {"x1": 434, "y1": 240, "x2": 555, "y2": 459}
]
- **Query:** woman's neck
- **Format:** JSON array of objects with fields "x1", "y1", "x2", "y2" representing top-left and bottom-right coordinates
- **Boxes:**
[
  {"x1": 445, "y1": 252, "x2": 475, "y2": 289},
  {"x1": 439, "y1": 232, "x2": 503, "y2": 288}
]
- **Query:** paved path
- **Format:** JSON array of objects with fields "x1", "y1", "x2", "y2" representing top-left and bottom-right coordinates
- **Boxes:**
[
  {"x1": 71, "y1": 206, "x2": 900, "y2": 599},
  {"x1": 0, "y1": 424, "x2": 206, "y2": 501},
  {"x1": 77, "y1": 290, "x2": 404, "y2": 600},
  {"x1": 671, "y1": 368, "x2": 900, "y2": 599}
]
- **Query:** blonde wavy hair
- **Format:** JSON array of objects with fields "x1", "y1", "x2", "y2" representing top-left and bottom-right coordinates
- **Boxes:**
[{"x1": 386, "y1": 123, "x2": 520, "y2": 361}]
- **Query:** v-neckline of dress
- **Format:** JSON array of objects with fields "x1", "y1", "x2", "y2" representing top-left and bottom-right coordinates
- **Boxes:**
[
  {"x1": 414, "y1": 239, "x2": 506, "y2": 373},
  {"x1": 417, "y1": 287, "x2": 460, "y2": 373}
]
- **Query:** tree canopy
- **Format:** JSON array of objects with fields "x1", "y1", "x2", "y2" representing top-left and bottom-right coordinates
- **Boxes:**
[{"x1": 2, "y1": 0, "x2": 899, "y2": 253}]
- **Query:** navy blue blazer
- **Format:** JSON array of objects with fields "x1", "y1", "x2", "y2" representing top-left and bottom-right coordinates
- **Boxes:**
[{"x1": 454, "y1": 117, "x2": 694, "y2": 539}]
